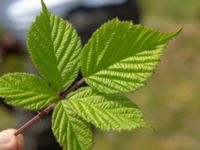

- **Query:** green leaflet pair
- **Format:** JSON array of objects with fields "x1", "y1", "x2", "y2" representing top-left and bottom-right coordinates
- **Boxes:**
[{"x1": 0, "y1": 0, "x2": 181, "y2": 149}]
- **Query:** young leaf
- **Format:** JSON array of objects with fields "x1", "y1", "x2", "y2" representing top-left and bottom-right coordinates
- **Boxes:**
[
  {"x1": 52, "y1": 101, "x2": 93, "y2": 150},
  {"x1": 0, "y1": 73, "x2": 57, "y2": 110},
  {"x1": 27, "y1": 0, "x2": 81, "y2": 92},
  {"x1": 81, "y1": 19, "x2": 181, "y2": 94},
  {"x1": 67, "y1": 87, "x2": 149, "y2": 131}
]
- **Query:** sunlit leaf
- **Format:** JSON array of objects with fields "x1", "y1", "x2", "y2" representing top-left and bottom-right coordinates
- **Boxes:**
[
  {"x1": 27, "y1": 1, "x2": 81, "y2": 91},
  {"x1": 81, "y1": 19, "x2": 181, "y2": 93}
]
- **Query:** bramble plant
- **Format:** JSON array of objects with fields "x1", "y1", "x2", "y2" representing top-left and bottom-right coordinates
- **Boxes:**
[{"x1": 0, "y1": 0, "x2": 181, "y2": 150}]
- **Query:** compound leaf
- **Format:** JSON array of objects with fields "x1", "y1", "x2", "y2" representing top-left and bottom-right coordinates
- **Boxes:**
[
  {"x1": 0, "y1": 73, "x2": 57, "y2": 110},
  {"x1": 81, "y1": 19, "x2": 181, "y2": 94},
  {"x1": 68, "y1": 87, "x2": 149, "y2": 131},
  {"x1": 52, "y1": 101, "x2": 93, "y2": 150},
  {"x1": 27, "y1": 1, "x2": 81, "y2": 92}
]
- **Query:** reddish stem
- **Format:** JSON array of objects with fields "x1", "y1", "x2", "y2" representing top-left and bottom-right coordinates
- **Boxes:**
[
  {"x1": 59, "y1": 78, "x2": 85, "y2": 99},
  {"x1": 14, "y1": 103, "x2": 56, "y2": 136},
  {"x1": 14, "y1": 78, "x2": 85, "y2": 136}
]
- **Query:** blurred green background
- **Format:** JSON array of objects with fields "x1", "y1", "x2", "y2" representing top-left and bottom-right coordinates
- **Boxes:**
[{"x1": 0, "y1": 0, "x2": 200, "y2": 149}]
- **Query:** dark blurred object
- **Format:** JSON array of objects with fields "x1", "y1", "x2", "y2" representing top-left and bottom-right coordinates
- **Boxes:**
[
  {"x1": 68, "y1": 0, "x2": 140, "y2": 43},
  {"x1": 0, "y1": 34, "x2": 24, "y2": 110},
  {"x1": 0, "y1": 34, "x2": 24, "y2": 58},
  {"x1": 0, "y1": 97, "x2": 13, "y2": 110}
]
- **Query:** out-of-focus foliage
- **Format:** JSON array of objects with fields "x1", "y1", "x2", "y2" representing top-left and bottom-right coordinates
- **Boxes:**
[{"x1": 140, "y1": 0, "x2": 200, "y2": 21}]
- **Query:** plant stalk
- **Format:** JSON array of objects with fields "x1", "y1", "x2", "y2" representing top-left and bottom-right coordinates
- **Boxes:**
[
  {"x1": 14, "y1": 103, "x2": 55, "y2": 136},
  {"x1": 59, "y1": 78, "x2": 85, "y2": 99},
  {"x1": 14, "y1": 78, "x2": 85, "y2": 136}
]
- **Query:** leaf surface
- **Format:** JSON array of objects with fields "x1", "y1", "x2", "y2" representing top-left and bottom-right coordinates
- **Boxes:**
[
  {"x1": 52, "y1": 101, "x2": 93, "y2": 150},
  {"x1": 27, "y1": 1, "x2": 81, "y2": 91},
  {"x1": 81, "y1": 19, "x2": 181, "y2": 93},
  {"x1": 68, "y1": 87, "x2": 149, "y2": 131},
  {"x1": 0, "y1": 73, "x2": 57, "y2": 110}
]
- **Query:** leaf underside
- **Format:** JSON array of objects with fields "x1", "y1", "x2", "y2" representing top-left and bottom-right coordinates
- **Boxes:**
[
  {"x1": 0, "y1": 73, "x2": 57, "y2": 110},
  {"x1": 52, "y1": 101, "x2": 93, "y2": 150},
  {"x1": 81, "y1": 19, "x2": 181, "y2": 94},
  {"x1": 27, "y1": 2, "x2": 81, "y2": 92},
  {"x1": 67, "y1": 87, "x2": 149, "y2": 131}
]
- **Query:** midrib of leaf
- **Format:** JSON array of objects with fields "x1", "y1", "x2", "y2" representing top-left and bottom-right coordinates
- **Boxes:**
[
  {"x1": 51, "y1": 15, "x2": 81, "y2": 90},
  {"x1": 0, "y1": 74, "x2": 55, "y2": 94},
  {"x1": 83, "y1": 21, "x2": 131, "y2": 76},
  {"x1": 30, "y1": 13, "x2": 62, "y2": 88},
  {"x1": 61, "y1": 104, "x2": 82, "y2": 149},
  {"x1": 67, "y1": 119, "x2": 82, "y2": 150},
  {"x1": 72, "y1": 100, "x2": 130, "y2": 128},
  {"x1": 50, "y1": 14, "x2": 80, "y2": 90},
  {"x1": 0, "y1": 88, "x2": 52, "y2": 97},
  {"x1": 86, "y1": 40, "x2": 163, "y2": 78},
  {"x1": 89, "y1": 77, "x2": 133, "y2": 92},
  {"x1": 42, "y1": 9, "x2": 63, "y2": 85}
]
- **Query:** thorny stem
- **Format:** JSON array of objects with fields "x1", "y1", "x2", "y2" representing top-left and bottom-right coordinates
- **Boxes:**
[{"x1": 14, "y1": 78, "x2": 85, "y2": 136}]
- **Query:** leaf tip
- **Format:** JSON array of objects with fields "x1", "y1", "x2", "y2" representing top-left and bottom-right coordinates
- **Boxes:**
[
  {"x1": 175, "y1": 27, "x2": 183, "y2": 34},
  {"x1": 41, "y1": 0, "x2": 48, "y2": 12},
  {"x1": 171, "y1": 27, "x2": 183, "y2": 38}
]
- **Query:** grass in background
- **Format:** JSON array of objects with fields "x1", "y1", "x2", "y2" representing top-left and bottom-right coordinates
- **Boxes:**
[{"x1": 140, "y1": 0, "x2": 200, "y2": 21}]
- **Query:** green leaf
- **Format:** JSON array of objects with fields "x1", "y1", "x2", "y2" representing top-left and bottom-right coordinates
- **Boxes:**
[
  {"x1": 67, "y1": 87, "x2": 149, "y2": 131},
  {"x1": 81, "y1": 19, "x2": 181, "y2": 94},
  {"x1": 52, "y1": 101, "x2": 93, "y2": 150},
  {"x1": 0, "y1": 73, "x2": 57, "y2": 110},
  {"x1": 27, "y1": 1, "x2": 81, "y2": 91}
]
